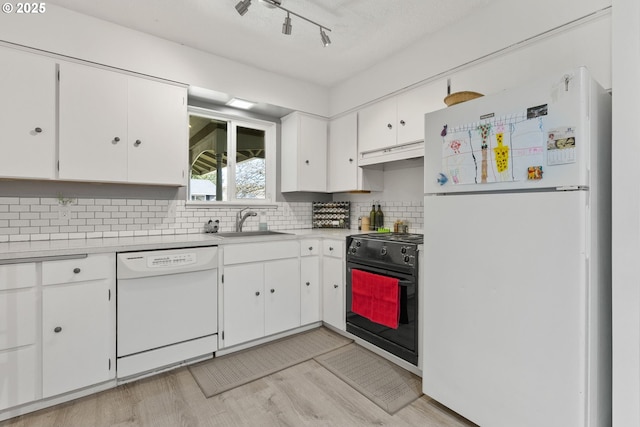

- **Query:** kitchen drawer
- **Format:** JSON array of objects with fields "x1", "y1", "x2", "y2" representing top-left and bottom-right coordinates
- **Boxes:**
[
  {"x1": 323, "y1": 240, "x2": 344, "y2": 258},
  {"x1": 0, "y1": 287, "x2": 36, "y2": 350},
  {"x1": 224, "y1": 241, "x2": 299, "y2": 265},
  {"x1": 0, "y1": 262, "x2": 36, "y2": 291},
  {"x1": 42, "y1": 253, "x2": 114, "y2": 286},
  {"x1": 300, "y1": 239, "x2": 320, "y2": 257},
  {"x1": 0, "y1": 345, "x2": 37, "y2": 411}
]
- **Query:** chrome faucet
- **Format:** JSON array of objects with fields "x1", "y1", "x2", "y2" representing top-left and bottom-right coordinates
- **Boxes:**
[{"x1": 236, "y1": 207, "x2": 257, "y2": 232}]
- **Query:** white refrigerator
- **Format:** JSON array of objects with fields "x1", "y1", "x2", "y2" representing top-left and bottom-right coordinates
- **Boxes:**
[{"x1": 422, "y1": 67, "x2": 611, "y2": 427}]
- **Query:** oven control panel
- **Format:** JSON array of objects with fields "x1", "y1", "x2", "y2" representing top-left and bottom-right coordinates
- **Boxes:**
[{"x1": 347, "y1": 237, "x2": 418, "y2": 267}]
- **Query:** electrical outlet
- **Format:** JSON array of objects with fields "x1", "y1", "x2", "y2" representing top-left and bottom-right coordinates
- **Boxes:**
[{"x1": 58, "y1": 205, "x2": 70, "y2": 220}]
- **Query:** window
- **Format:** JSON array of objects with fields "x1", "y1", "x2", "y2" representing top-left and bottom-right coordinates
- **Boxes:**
[{"x1": 188, "y1": 107, "x2": 276, "y2": 205}]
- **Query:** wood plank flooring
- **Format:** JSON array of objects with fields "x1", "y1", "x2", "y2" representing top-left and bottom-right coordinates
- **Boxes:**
[{"x1": 1, "y1": 360, "x2": 478, "y2": 427}]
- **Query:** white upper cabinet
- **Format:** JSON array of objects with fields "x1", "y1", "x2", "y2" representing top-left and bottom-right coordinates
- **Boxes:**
[
  {"x1": 281, "y1": 112, "x2": 327, "y2": 192},
  {"x1": 0, "y1": 47, "x2": 56, "y2": 180},
  {"x1": 328, "y1": 112, "x2": 383, "y2": 192},
  {"x1": 59, "y1": 62, "x2": 129, "y2": 182},
  {"x1": 358, "y1": 97, "x2": 397, "y2": 153},
  {"x1": 357, "y1": 84, "x2": 437, "y2": 165},
  {"x1": 58, "y1": 62, "x2": 187, "y2": 185},
  {"x1": 127, "y1": 78, "x2": 187, "y2": 185}
]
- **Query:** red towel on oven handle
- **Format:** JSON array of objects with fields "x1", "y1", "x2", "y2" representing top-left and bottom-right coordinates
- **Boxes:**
[{"x1": 351, "y1": 269, "x2": 400, "y2": 329}]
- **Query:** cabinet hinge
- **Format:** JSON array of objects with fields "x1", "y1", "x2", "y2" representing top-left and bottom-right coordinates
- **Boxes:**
[
  {"x1": 57, "y1": 161, "x2": 60, "y2": 171},
  {"x1": 57, "y1": 70, "x2": 60, "y2": 81},
  {"x1": 108, "y1": 289, "x2": 111, "y2": 301},
  {"x1": 108, "y1": 358, "x2": 111, "y2": 370},
  {"x1": 221, "y1": 331, "x2": 224, "y2": 340},
  {"x1": 222, "y1": 274, "x2": 224, "y2": 284}
]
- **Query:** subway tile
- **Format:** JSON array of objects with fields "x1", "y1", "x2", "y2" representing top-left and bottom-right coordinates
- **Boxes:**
[
  {"x1": 19, "y1": 213, "x2": 39, "y2": 220},
  {"x1": 20, "y1": 197, "x2": 40, "y2": 206},
  {"x1": 0, "y1": 197, "x2": 19, "y2": 205},
  {"x1": 30, "y1": 234, "x2": 51, "y2": 241},
  {"x1": 30, "y1": 205, "x2": 50, "y2": 212}
]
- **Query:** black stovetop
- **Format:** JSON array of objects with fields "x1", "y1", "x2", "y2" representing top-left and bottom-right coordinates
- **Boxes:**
[{"x1": 355, "y1": 232, "x2": 424, "y2": 245}]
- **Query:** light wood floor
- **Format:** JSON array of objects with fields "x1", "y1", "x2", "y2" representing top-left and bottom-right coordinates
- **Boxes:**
[{"x1": 2, "y1": 360, "x2": 478, "y2": 427}]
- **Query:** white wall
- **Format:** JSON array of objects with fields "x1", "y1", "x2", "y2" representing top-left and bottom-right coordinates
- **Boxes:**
[
  {"x1": 612, "y1": 0, "x2": 640, "y2": 425},
  {"x1": 330, "y1": 0, "x2": 612, "y2": 116},
  {"x1": 0, "y1": 4, "x2": 329, "y2": 116}
]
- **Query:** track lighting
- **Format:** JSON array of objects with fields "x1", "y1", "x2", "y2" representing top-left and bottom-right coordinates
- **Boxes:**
[
  {"x1": 235, "y1": 0, "x2": 332, "y2": 46},
  {"x1": 320, "y1": 28, "x2": 331, "y2": 47},
  {"x1": 234, "y1": 0, "x2": 251, "y2": 16},
  {"x1": 282, "y1": 12, "x2": 292, "y2": 35}
]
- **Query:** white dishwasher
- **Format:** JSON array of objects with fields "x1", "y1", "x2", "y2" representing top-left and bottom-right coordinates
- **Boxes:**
[{"x1": 116, "y1": 246, "x2": 218, "y2": 379}]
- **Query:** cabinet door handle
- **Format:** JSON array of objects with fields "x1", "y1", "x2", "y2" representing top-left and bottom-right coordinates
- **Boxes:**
[
  {"x1": 333, "y1": 284, "x2": 339, "y2": 289},
  {"x1": 400, "y1": 120, "x2": 406, "y2": 126},
  {"x1": 113, "y1": 137, "x2": 120, "y2": 143},
  {"x1": 387, "y1": 123, "x2": 393, "y2": 130},
  {"x1": 255, "y1": 291, "x2": 260, "y2": 296},
  {"x1": 270, "y1": 289, "x2": 275, "y2": 293},
  {"x1": 306, "y1": 282, "x2": 310, "y2": 286},
  {"x1": 329, "y1": 247, "x2": 334, "y2": 251},
  {"x1": 54, "y1": 326, "x2": 62, "y2": 333},
  {"x1": 305, "y1": 160, "x2": 310, "y2": 165},
  {"x1": 73, "y1": 267, "x2": 81, "y2": 274},
  {"x1": 348, "y1": 158, "x2": 353, "y2": 163},
  {"x1": 308, "y1": 246, "x2": 313, "y2": 251},
  {"x1": 134, "y1": 139, "x2": 142, "y2": 147},
  {"x1": 34, "y1": 127, "x2": 43, "y2": 133}
]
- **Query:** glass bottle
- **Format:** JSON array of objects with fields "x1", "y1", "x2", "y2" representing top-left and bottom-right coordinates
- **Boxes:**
[
  {"x1": 376, "y1": 204, "x2": 384, "y2": 229},
  {"x1": 369, "y1": 204, "x2": 376, "y2": 230}
]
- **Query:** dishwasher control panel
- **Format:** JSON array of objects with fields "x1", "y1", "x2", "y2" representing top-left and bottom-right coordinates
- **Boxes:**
[
  {"x1": 117, "y1": 246, "x2": 218, "y2": 279},
  {"x1": 148, "y1": 252, "x2": 196, "y2": 268}
]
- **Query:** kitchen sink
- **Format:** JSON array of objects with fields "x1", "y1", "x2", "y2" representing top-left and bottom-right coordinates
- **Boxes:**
[{"x1": 211, "y1": 230, "x2": 293, "y2": 238}]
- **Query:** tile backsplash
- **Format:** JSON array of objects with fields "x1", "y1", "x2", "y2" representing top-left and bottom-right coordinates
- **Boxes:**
[
  {"x1": 0, "y1": 197, "x2": 311, "y2": 243},
  {"x1": 0, "y1": 197, "x2": 424, "y2": 242}
]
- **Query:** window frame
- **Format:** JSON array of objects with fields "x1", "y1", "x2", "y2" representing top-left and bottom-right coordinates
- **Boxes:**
[{"x1": 186, "y1": 106, "x2": 277, "y2": 208}]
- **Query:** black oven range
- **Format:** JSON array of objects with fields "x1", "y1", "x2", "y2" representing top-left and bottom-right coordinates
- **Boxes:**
[{"x1": 345, "y1": 232, "x2": 422, "y2": 366}]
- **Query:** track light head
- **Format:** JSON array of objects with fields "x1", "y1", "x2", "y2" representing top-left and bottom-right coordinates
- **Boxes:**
[
  {"x1": 235, "y1": 0, "x2": 251, "y2": 16},
  {"x1": 282, "y1": 13, "x2": 292, "y2": 35},
  {"x1": 320, "y1": 28, "x2": 331, "y2": 47}
]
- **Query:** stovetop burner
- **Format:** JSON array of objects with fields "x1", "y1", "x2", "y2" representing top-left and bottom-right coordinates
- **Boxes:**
[{"x1": 357, "y1": 232, "x2": 424, "y2": 244}]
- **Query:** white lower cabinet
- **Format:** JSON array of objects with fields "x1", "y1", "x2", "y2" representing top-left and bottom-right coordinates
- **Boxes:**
[
  {"x1": 0, "y1": 262, "x2": 38, "y2": 411},
  {"x1": 221, "y1": 241, "x2": 301, "y2": 348},
  {"x1": 0, "y1": 253, "x2": 116, "y2": 418},
  {"x1": 42, "y1": 276, "x2": 115, "y2": 398},
  {"x1": 322, "y1": 240, "x2": 346, "y2": 330},
  {"x1": 223, "y1": 263, "x2": 266, "y2": 347},
  {"x1": 300, "y1": 239, "x2": 321, "y2": 325},
  {"x1": 264, "y1": 259, "x2": 301, "y2": 336}
]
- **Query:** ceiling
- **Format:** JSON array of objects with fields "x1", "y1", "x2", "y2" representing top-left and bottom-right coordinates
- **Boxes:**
[{"x1": 48, "y1": 0, "x2": 496, "y2": 88}]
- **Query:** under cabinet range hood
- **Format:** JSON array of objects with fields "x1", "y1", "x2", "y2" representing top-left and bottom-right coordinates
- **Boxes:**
[{"x1": 358, "y1": 141, "x2": 424, "y2": 167}]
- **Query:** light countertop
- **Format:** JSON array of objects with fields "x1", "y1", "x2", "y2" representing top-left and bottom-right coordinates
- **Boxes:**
[{"x1": 0, "y1": 228, "x2": 357, "y2": 261}]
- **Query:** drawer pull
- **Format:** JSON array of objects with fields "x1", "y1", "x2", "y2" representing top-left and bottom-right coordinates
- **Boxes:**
[
  {"x1": 54, "y1": 326, "x2": 62, "y2": 333},
  {"x1": 308, "y1": 246, "x2": 313, "y2": 251},
  {"x1": 73, "y1": 268, "x2": 81, "y2": 274},
  {"x1": 35, "y1": 127, "x2": 43, "y2": 133},
  {"x1": 329, "y1": 247, "x2": 334, "y2": 251},
  {"x1": 270, "y1": 289, "x2": 275, "y2": 293},
  {"x1": 333, "y1": 284, "x2": 339, "y2": 289},
  {"x1": 306, "y1": 282, "x2": 310, "y2": 286},
  {"x1": 255, "y1": 291, "x2": 260, "y2": 296}
]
